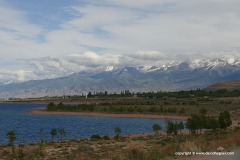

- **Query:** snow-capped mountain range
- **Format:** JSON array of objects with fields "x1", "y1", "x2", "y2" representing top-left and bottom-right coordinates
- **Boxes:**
[
  {"x1": 137, "y1": 57, "x2": 240, "y2": 72},
  {"x1": 1, "y1": 57, "x2": 240, "y2": 98}
]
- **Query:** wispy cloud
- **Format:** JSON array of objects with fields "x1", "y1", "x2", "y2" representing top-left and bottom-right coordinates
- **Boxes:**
[
  {"x1": 0, "y1": 2, "x2": 42, "y2": 37},
  {"x1": 1, "y1": 0, "x2": 240, "y2": 59}
]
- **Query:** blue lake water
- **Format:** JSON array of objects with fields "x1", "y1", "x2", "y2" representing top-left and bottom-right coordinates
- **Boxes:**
[{"x1": 0, "y1": 103, "x2": 184, "y2": 144}]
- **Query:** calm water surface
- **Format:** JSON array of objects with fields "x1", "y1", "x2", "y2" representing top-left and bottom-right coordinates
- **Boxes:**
[{"x1": 0, "y1": 103, "x2": 183, "y2": 144}]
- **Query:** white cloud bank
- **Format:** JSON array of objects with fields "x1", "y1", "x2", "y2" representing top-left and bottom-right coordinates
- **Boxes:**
[
  {"x1": 1, "y1": 0, "x2": 240, "y2": 83},
  {"x1": 0, "y1": 50, "x2": 240, "y2": 84}
]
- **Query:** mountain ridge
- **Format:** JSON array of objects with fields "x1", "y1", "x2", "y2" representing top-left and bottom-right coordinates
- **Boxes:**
[{"x1": 1, "y1": 57, "x2": 240, "y2": 98}]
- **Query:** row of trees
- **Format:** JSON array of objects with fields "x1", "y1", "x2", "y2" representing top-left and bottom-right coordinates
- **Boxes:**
[
  {"x1": 138, "y1": 89, "x2": 240, "y2": 98},
  {"x1": 152, "y1": 121, "x2": 184, "y2": 135},
  {"x1": 49, "y1": 128, "x2": 67, "y2": 142},
  {"x1": 4, "y1": 126, "x2": 123, "y2": 147},
  {"x1": 186, "y1": 110, "x2": 232, "y2": 134},
  {"x1": 152, "y1": 110, "x2": 232, "y2": 135},
  {"x1": 47, "y1": 102, "x2": 185, "y2": 114},
  {"x1": 4, "y1": 128, "x2": 67, "y2": 147},
  {"x1": 65, "y1": 89, "x2": 240, "y2": 99}
]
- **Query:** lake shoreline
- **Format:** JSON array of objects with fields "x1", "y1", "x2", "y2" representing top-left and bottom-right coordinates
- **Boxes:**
[{"x1": 28, "y1": 107, "x2": 188, "y2": 120}]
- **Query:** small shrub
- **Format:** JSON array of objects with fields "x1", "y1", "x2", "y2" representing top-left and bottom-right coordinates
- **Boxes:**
[
  {"x1": 103, "y1": 135, "x2": 110, "y2": 140},
  {"x1": 17, "y1": 149, "x2": 26, "y2": 160},
  {"x1": 76, "y1": 144, "x2": 94, "y2": 153},
  {"x1": 90, "y1": 134, "x2": 102, "y2": 140},
  {"x1": 234, "y1": 126, "x2": 240, "y2": 131},
  {"x1": 148, "y1": 150, "x2": 164, "y2": 160},
  {"x1": 126, "y1": 148, "x2": 146, "y2": 160},
  {"x1": 0, "y1": 150, "x2": 10, "y2": 157},
  {"x1": 152, "y1": 123, "x2": 162, "y2": 134},
  {"x1": 64, "y1": 154, "x2": 77, "y2": 160},
  {"x1": 179, "y1": 107, "x2": 185, "y2": 114},
  {"x1": 114, "y1": 135, "x2": 120, "y2": 140},
  {"x1": 115, "y1": 127, "x2": 122, "y2": 136},
  {"x1": 179, "y1": 141, "x2": 201, "y2": 152}
]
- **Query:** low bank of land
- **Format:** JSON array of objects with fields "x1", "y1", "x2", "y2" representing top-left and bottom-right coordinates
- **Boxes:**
[{"x1": 29, "y1": 108, "x2": 188, "y2": 120}]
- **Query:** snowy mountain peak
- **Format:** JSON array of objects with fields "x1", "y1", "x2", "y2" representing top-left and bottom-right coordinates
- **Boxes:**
[
  {"x1": 154, "y1": 57, "x2": 240, "y2": 71},
  {"x1": 189, "y1": 59, "x2": 204, "y2": 69},
  {"x1": 138, "y1": 66, "x2": 160, "y2": 73},
  {"x1": 228, "y1": 58, "x2": 235, "y2": 64},
  {"x1": 105, "y1": 66, "x2": 114, "y2": 71},
  {"x1": 204, "y1": 57, "x2": 240, "y2": 69}
]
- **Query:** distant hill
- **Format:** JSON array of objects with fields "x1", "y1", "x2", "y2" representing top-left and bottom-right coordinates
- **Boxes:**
[{"x1": 205, "y1": 80, "x2": 240, "y2": 91}]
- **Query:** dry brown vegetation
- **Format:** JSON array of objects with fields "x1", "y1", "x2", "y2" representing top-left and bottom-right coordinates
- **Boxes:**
[{"x1": 1, "y1": 127, "x2": 240, "y2": 160}]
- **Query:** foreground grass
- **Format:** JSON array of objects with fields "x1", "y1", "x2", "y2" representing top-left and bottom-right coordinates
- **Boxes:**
[{"x1": 1, "y1": 127, "x2": 240, "y2": 160}]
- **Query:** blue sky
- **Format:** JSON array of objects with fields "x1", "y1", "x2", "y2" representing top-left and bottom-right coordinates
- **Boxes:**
[{"x1": 0, "y1": 0, "x2": 240, "y2": 83}]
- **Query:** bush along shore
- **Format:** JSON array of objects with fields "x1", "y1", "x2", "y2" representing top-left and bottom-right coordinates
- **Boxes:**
[
  {"x1": 0, "y1": 109, "x2": 236, "y2": 160},
  {"x1": 46, "y1": 102, "x2": 184, "y2": 115}
]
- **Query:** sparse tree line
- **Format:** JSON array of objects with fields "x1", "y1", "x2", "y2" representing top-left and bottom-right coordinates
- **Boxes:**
[
  {"x1": 1, "y1": 128, "x2": 66, "y2": 159},
  {"x1": 77, "y1": 89, "x2": 240, "y2": 98},
  {"x1": 138, "y1": 89, "x2": 240, "y2": 98},
  {"x1": 2, "y1": 126, "x2": 123, "y2": 150},
  {"x1": 152, "y1": 121, "x2": 185, "y2": 135},
  {"x1": 3, "y1": 128, "x2": 67, "y2": 147}
]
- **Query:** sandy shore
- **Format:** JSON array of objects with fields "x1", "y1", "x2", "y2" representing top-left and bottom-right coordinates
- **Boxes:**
[{"x1": 28, "y1": 108, "x2": 188, "y2": 120}]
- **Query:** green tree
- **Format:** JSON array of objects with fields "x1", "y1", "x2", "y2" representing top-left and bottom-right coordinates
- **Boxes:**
[
  {"x1": 6, "y1": 130, "x2": 16, "y2": 146},
  {"x1": 87, "y1": 92, "x2": 92, "y2": 98},
  {"x1": 166, "y1": 120, "x2": 178, "y2": 135},
  {"x1": 39, "y1": 128, "x2": 44, "y2": 143},
  {"x1": 186, "y1": 117, "x2": 197, "y2": 134},
  {"x1": 105, "y1": 91, "x2": 108, "y2": 96},
  {"x1": 58, "y1": 128, "x2": 66, "y2": 142},
  {"x1": 47, "y1": 102, "x2": 55, "y2": 110},
  {"x1": 166, "y1": 120, "x2": 173, "y2": 135},
  {"x1": 218, "y1": 111, "x2": 232, "y2": 129},
  {"x1": 114, "y1": 127, "x2": 122, "y2": 139},
  {"x1": 58, "y1": 102, "x2": 64, "y2": 109},
  {"x1": 206, "y1": 117, "x2": 219, "y2": 130},
  {"x1": 178, "y1": 121, "x2": 184, "y2": 133},
  {"x1": 186, "y1": 114, "x2": 206, "y2": 134},
  {"x1": 152, "y1": 123, "x2": 162, "y2": 134},
  {"x1": 198, "y1": 114, "x2": 207, "y2": 134},
  {"x1": 50, "y1": 128, "x2": 57, "y2": 141},
  {"x1": 172, "y1": 122, "x2": 179, "y2": 135}
]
